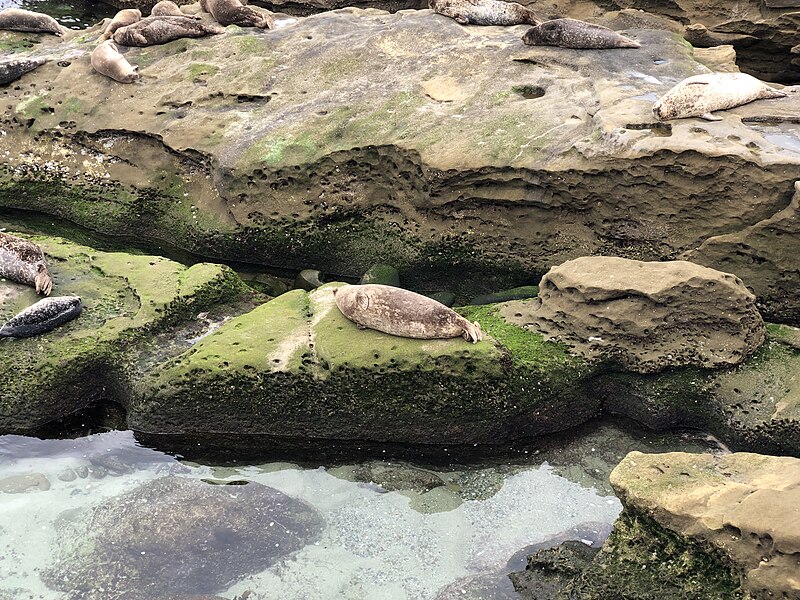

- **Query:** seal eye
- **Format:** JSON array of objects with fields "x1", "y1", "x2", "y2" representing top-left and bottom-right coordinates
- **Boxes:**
[{"x1": 356, "y1": 291, "x2": 370, "y2": 311}]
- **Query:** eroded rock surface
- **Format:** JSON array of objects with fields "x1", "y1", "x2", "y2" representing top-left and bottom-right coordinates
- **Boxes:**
[
  {"x1": 0, "y1": 12, "x2": 798, "y2": 315},
  {"x1": 584, "y1": 451, "x2": 800, "y2": 600},
  {"x1": 501, "y1": 257, "x2": 765, "y2": 373},
  {"x1": 43, "y1": 476, "x2": 324, "y2": 599}
]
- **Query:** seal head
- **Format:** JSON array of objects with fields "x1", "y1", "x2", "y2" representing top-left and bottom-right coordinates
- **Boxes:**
[{"x1": 333, "y1": 284, "x2": 483, "y2": 343}]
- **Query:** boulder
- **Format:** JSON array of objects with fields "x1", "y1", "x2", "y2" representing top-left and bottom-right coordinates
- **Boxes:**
[
  {"x1": 359, "y1": 263, "x2": 400, "y2": 286},
  {"x1": 43, "y1": 476, "x2": 324, "y2": 599},
  {"x1": 469, "y1": 285, "x2": 538, "y2": 306},
  {"x1": 563, "y1": 451, "x2": 800, "y2": 599},
  {"x1": 501, "y1": 257, "x2": 766, "y2": 373},
  {"x1": 1, "y1": 13, "x2": 799, "y2": 317}
]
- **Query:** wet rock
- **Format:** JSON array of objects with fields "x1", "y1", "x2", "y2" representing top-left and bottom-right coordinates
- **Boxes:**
[
  {"x1": 57, "y1": 468, "x2": 77, "y2": 482},
  {"x1": 509, "y1": 541, "x2": 599, "y2": 600},
  {"x1": 425, "y1": 291, "x2": 456, "y2": 307},
  {"x1": 566, "y1": 451, "x2": 800, "y2": 599},
  {"x1": 469, "y1": 285, "x2": 538, "y2": 306},
  {"x1": 330, "y1": 461, "x2": 444, "y2": 492},
  {"x1": 238, "y1": 271, "x2": 290, "y2": 296},
  {"x1": 0, "y1": 473, "x2": 50, "y2": 493},
  {"x1": 43, "y1": 476, "x2": 324, "y2": 599},
  {"x1": 435, "y1": 572, "x2": 519, "y2": 600},
  {"x1": 358, "y1": 263, "x2": 400, "y2": 287},
  {"x1": 293, "y1": 269, "x2": 324, "y2": 291},
  {"x1": 502, "y1": 257, "x2": 766, "y2": 373}
]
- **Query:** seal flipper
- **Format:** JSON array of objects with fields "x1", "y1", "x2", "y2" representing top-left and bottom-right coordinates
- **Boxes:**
[
  {"x1": 461, "y1": 320, "x2": 483, "y2": 343},
  {"x1": 700, "y1": 112, "x2": 723, "y2": 121},
  {"x1": 455, "y1": 15, "x2": 469, "y2": 24}
]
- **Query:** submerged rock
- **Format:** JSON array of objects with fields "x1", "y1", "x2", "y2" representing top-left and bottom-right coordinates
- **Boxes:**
[
  {"x1": 0, "y1": 472, "x2": 50, "y2": 493},
  {"x1": 502, "y1": 257, "x2": 765, "y2": 373},
  {"x1": 44, "y1": 476, "x2": 324, "y2": 599},
  {"x1": 509, "y1": 540, "x2": 599, "y2": 600},
  {"x1": 563, "y1": 451, "x2": 800, "y2": 599}
]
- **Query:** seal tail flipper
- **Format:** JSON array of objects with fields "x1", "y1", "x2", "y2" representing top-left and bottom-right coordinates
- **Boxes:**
[
  {"x1": 618, "y1": 35, "x2": 640, "y2": 48},
  {"x1": 35, "y1": 269, "x2": 52, "y2": 296},
  {"x1": 525, "y1": 10, "x2": 544, "y2": 26},
  {"x1": 461, "y1": 320, "x2": 483, "y2": 343},
  {"x1": 761, "y1": 87, "x2": 788, "y2": 99},
  {"x1": 700, "y1": 112, "x2": 723, "y2": 121}
]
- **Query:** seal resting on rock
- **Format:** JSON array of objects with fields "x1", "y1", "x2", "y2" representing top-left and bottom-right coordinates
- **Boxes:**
[
  {"x1": 429, "y1": 0, "x2": 542, "y2": 26},
  {"x1": 98, "y1": 9, "x2": 141, "y2": 41},
  {"x1": 0, "y1": 232, "x2": 53, "y2": 295},
  {"x1": 522, "y1": 18, "x2": 640, "y2": 49},
  {"x1": 653, "y1": 72, "x2": 787, "y2": 121},
  {"x1": 0, "y1": 56, "x2": 49, "y2": 86},
  {"x1": 151, "y1": 1, "x2": 200, "y2": 18},
  {"x1": 333, "y1": 284, "x2": 483, "y2": 343},
  {"x1": 91, "y1": 40, "x2": 139, "y2": 83},
  {"x1": 113, "y1": 15, "x2": 224, "y2": 46},
  {"x1": 0, "y1": 8, "x2": 67, "y2": 36},
  {"x1": 0, "y1": 296, "x2": 82, "y2": 338},
  {"x1": 200, "y1": 0, "x2": 274, "y2": 29}
]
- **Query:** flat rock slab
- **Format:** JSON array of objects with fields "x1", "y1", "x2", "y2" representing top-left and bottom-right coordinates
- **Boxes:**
[
  {"x1": 608, "y1": 451, "x2": 800, "y2": 600},
  {"x1": 0, "y1": 12, "x2": 799, "y2": 317},
  {"x1": 500, "y1": 257, "x2": 766, "y2": 373},
  {"x1": 43, "y1": 476, "x2": 324, "y2": 599}
]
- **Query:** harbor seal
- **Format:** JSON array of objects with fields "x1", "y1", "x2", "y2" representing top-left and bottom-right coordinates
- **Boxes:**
[
  {"x1": 151, "y1": 1, "x2": 199, "y2": 18},
  {"x1": 98, "y1": 8, "x2": 141, "y2": 41},
  {"x1": 0, "y1": 296, "x2": 82, "y2": 338},
  {"x1": 0, "y1": 56, "x2": 49, "y2": 86},
  {"x1": 522, "y1": 18, "x2": 640, "y2": 49},
  {"x1": 429, "y1": 0, "x2": 542, "y2": 26},
  {"x1": 333, "y1": 284, "x2": 483, "y2": 343},
  {"x1": 0, "y1": 232, "x2": 53, "y2": 295},
  {"x1": 113, "y1": 16, "x2": 224, "y2": 46},
  {"x1": 0, "y1": 8, "x2": 67, "y2": 36},
  {"x1": 200, "y1": 0, "x2": 274, "y2": 29},
  {"x1": 91, "y1": 40, "x2": 139, "y2": 83},
  {"x1": 653, "y1": 72, "x2": 787, "y2": 121}
]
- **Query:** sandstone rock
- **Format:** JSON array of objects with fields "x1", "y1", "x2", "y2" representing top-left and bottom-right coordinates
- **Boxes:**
[
  {"x1": 501, "y1": 257, "x2": 766, "y2": 373},
  {"x1": 603, "y1": 451, "x2": 800, "y2": 600},
  {"x1": 43, "y1": 476, "x2": 324, "y2": 599},
  {"x1": 1, "y1": 15, "x2": 799, "y2": 317}
]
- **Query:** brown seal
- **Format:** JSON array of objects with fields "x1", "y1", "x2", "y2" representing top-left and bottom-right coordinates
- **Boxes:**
[
  {"x1": 0, "y1": 232, "x2": 53, "y2": 295},
  {"x1": 91, "y1": 40, "x2": 139, "y2": 83},
  {"x1": 333, "y1": 284, "x2": 483, "y2": 343},
  {"x1": 522, "y1": 18, "x2": 640, "y2": 49},
  {"x1": 113, "y1": 15, "x2": 224, "y2": 47},
  {"x1": 0, "y1": 8, "x2": 67, "y2": 36},
  {"x1": 653, "y1": 72, "x2": 787, "y2": 121},
  {"x1": 429, "y1": 0, "x2": 542, "y2": 26},
  {"x1": 98, "y1": 9, "x2": 141, "y2": 42},
  {"x1": 200, "y1": 0, "x2": 274, "y2": 29},
  {"x1": 150, "y1": 1, "x2": 199, "y2": 18}
]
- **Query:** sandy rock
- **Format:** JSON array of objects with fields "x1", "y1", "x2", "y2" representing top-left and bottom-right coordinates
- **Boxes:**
[
  {"x1": 501, "y1": 257, "x2": 765, "y2": 373},
  {"x1": 0, "y1": 473, "x2": 50, "y2": 493},
  {"x1": 43, "y1": 476, "x2": 324, "y2": 599},
  {"x1": 608, "y1": 451, "x2": 800, "y2": 600}
]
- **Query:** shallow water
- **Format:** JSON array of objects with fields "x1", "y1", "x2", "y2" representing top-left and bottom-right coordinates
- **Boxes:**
[
  {"x1": 0, "y1": 420, "x2": 725, "y2": 599},
  {"x1": 0, "y1": 0, "x2": 114, "y2": 30}
]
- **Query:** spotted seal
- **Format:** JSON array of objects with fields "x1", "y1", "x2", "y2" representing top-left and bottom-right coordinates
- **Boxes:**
[
  {"x1": 0, "y1": 56, "x2": 49, "y2": 86},
  {"x1": 653, "y1": 72, "x2": 787, "y2": 121},
  {"x1": 0, "y1": 232, "x2": 53, "y2": 295},
  {"x1": 522, "y1": 18, "x2": 640, "y2": 49},
  {"x1": 200, "y1": 0, "x2": 274, "y2": 29},
  {"x1": 113, "y1": 15, "x2": 224, "y2": 46},
  {"x1": 0, "y1": 8, "x2": 67, "y2": 36},
  {"x1": 92, "y1": 40, "x2": 139, "y2": 83},
  {"x1": 333, "y1": 284, "x2": 483, "y2": 343},
  {"x1": 150, "y1": 1, "x2": 199, "y2": 18},
  {"x1": 98, "y1": 9, "x2": 141, "y2": 41},
  {"x1": 0, "y1": 296, "x2": 82, "y2": 338},
  {"x1": 429, "y1": 0, "x2": 542, "y2": 26}
]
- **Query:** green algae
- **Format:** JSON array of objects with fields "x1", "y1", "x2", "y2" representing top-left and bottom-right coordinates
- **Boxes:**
[{"x1": 188, "y1": 63, "x2": 219, "y2": 82}]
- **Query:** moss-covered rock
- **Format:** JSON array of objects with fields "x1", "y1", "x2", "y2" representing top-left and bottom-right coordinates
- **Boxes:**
[
  {"x1": 130, "y1": 284, "x2": 602, "y2": 444},
  {"x1": 0, "y1": 234, "x2": 247, "y2": 432}
]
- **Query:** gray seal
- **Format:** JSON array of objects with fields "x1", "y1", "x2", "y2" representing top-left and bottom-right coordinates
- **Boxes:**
[
  {"x1": 0, "y1": 232, "x2": 53, "y2": 295},
  {"x1": 98, "y1": 9, "x2": 141, "y2": 42},
  {"x1": 91, "y1": 40, "x2": 139, "y2": 83},
  {"x1": 113, "y1": 15, "x2": 224, "y2": 46},
  {"x1": 200, "y1": 0, "x2": 274, "y2": 29},
  {"x1": 0, "y1": 56, "x2": 49, "y2": 86},
  {"x1": 429, "y1": 0, "x2": 542, "y2": 26},
  {"x1": 0, "y1": 8, "x2": 66, "y2": 36},
  {"x1": 653, "y1": 72, "x2": 787, "y2": 121},
  {"x1": 0, "y1": 296, "x2": 82, "y2": 338},
  {"x1": 522, "y1": 18, "x2": 640, "y2": 49},
  {"x1": 333, "y1": 284, "x2": 483, "y2": 343}
]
